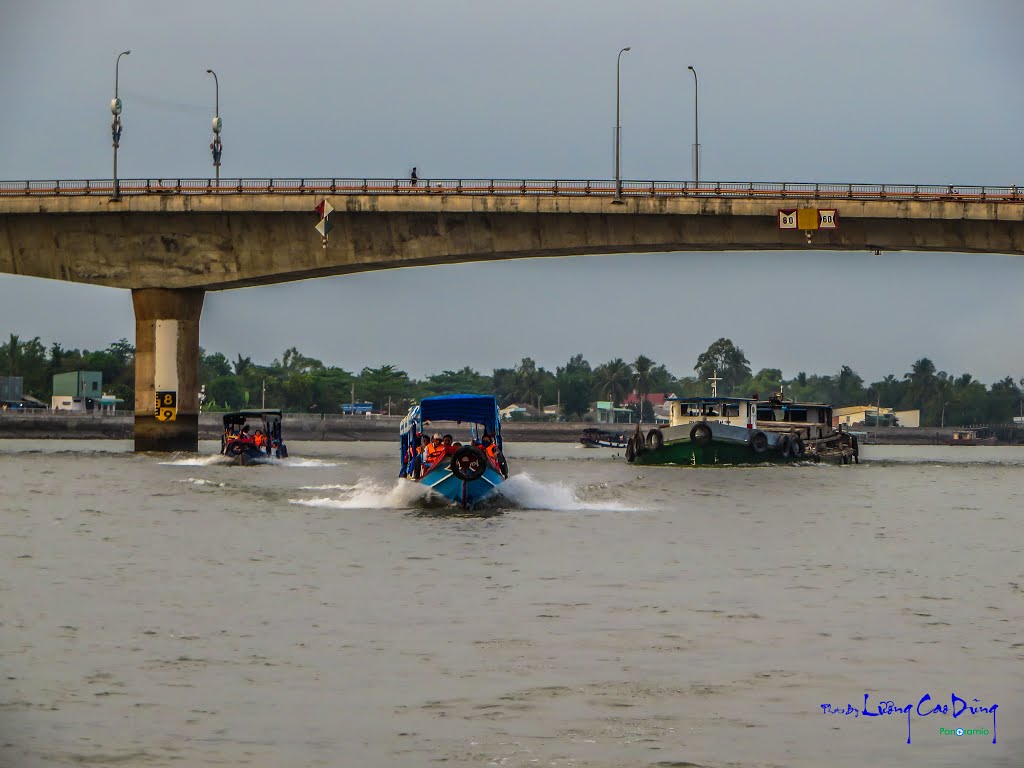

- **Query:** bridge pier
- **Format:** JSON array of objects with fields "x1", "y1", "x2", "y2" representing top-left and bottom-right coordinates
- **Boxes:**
[{"x1": 132, "y1": 288, "x2": 205, "y2": 452}]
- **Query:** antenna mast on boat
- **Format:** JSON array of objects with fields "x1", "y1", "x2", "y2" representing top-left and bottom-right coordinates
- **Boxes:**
[{"x1": 708, "y1": 369, "x2": 722, "y2": 398}]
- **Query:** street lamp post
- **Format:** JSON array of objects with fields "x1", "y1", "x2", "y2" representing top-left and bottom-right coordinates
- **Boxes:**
[
  {"x1": 206, "y1": 69, "x2": 222, "y2": 186},
  {"x1": 614, "y1": 46, "x2": 630, "y2": 204},
  {"x1": 687, "y1": 65, "x2": 699, "y2": 185},
  {"x1": 941, "y1": 401, "x2": 951, "y2": 428},
  {"x1": 110, "y1": 49, "x2": 131, "y2": 201}
]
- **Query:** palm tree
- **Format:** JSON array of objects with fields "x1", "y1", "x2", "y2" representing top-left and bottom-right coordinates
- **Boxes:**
[
  {"x1": 233, "y1": 354, "x2": 253, "y2": 376},
  {"x1": 513, "y1": 357, "x2": 544, "y2": 411},
  {"x1": 594, "y1": 358, "x2": 633, "y2": 405},
  {"x1": 2, "y1": 334, "x2": 21, "y2": 375},
  {"x1": 904, "y1": 357, "x2": 937, "y2": 410},
  {"x1": 633, "y1": 355, "x2": 666, "y2": 422}
]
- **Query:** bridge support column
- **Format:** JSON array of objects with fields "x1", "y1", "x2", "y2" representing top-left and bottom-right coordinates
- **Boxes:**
[{"x1": 132, "y1": 288, "x2": 205, "y2": 452}]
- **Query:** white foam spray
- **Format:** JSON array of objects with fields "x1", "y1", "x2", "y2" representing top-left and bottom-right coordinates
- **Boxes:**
[
  {"x1": 494, "y1": 473, "x2": 641, "y2": 511},
  {"x1": 290, "y1": 478, "x2": 431, "y2": 509}
]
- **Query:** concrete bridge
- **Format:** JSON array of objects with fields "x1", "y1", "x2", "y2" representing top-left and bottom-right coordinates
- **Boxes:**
[{"x1": 2, "y1": 176, "x2": 1023, "y2": 451}]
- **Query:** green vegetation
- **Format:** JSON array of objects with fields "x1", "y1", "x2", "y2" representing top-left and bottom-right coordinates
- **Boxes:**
[{"x1": 2, "y1": 333, "x2": 1022, "y2": 427}]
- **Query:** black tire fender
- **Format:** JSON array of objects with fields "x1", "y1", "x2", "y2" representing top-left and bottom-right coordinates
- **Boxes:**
[
  {"x1": 776, "y1": 434, "x2": 791, "y2": 456},
  {"x1": 789, "y1": 437, "x2": 805, "y2": 459},
  {"x1": 625, "y1": 435, "x2": 637, "y2": 463},
  {"x1": 451, "y1": 445, "x2": 487, "y2": 481},
  {"x1": 690, "y1": 423, "x2": 713, "y2": 445},
  {"x1": 646, "y1": 428, "x2": 664, "y2": 451},
  {"x1": 497, "y1": 452, "x2": 509, "y2": 479},
  {"x1": 750, "y1": 430, "x2": 768, "y2": 453}
]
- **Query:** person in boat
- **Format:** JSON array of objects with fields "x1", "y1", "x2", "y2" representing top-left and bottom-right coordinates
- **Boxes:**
[
  {"x1": 442, "y1": 434, "x2": 455, "y2": 456},
  {"x1": 424, "y1": 433, "x2": 446, "y2": 469},
  {"x1": 253, "y1": 429, "x2": 266, "y2": 448},
  {"x1": 402, "y1": 433, "x2": 418, "y2": 477},
  {"x1": 479, "y1": 434, "x2": 508, "y2": 478},
  {"x1": 237, "y1": 425, "x2": 253, "y2": 444},
  {"x1": 480, "y1": 433, "x2": 497, "y2": 459}
]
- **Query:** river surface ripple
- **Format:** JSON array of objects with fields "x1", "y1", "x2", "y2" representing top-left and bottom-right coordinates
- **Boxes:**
[{"x1": 1, "y1": 441, "x2": 1022, "y2": 767}]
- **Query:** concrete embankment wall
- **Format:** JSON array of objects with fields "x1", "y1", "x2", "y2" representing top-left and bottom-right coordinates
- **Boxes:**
[
  {"x1": 0, "y1": 413, "x2": 977, "y2": 444},
  {"x1": 0, "y1": 413, "x2": 590, "y2": 443}
]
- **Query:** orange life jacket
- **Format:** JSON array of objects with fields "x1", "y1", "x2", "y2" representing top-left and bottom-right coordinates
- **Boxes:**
[{"x1": 425, "y1": 442, "x2": 445, "y2": 465}]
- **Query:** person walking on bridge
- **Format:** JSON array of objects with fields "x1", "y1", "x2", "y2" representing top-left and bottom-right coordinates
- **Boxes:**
[{"x1": 410, "y1": 167, "x2": 418, "y2": 187}]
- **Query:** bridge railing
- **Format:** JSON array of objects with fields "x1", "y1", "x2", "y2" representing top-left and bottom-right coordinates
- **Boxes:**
[{"x1": 1, "y1": 178, "x2": 1021, "y2": 202}]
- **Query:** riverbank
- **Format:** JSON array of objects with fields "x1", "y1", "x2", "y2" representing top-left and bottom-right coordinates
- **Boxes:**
[
  {"x1": 0, "y1": 413, "x2": 587, "y2": 442},
  {"x1": 0, "y1": 412, "x2": 1008, "y2": 444}
]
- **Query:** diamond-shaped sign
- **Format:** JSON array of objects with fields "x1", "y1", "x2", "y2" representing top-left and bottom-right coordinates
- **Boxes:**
[
  {"x1": 315, "y1": 217, "x2": 333, "y2": 237},
  {"x1": 315, "y1": 199, "x2": 334, "y2": 218}
]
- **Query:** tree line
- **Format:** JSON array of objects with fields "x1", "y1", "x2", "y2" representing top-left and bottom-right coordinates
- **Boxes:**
[{"x1": 3, "y1": 334, "x2": 1023, "y2": 427}]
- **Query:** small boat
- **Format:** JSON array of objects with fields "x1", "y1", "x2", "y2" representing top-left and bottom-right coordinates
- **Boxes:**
[
  {"x1": 625, "y1": 391, "x2": 858, "y2": 466},
  {"x1": 220, "y1": 410, "x2": 289, "y2": 465},
  {"x1": 579, "y1": 427, "x2": 629, "y2": 448},
  {"x1": 399, "y1": 394, "x2": 509, "y2": 508},
  {"x1": 947, "y1": 429, "x2": 998, "y2": 446}
]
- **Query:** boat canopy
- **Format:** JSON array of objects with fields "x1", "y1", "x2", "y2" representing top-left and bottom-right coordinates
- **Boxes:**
[
  {"x1": 223, "y1": 409, "x2": 283, "y2": 425},
  {"x1": 399, "y1": 395, "x2": 502, "y2": 469},
  {"x1": 666, "y1": 396, "x2": 757, "y2": 403},
  {"x1": 222, "y1": 410, "x2": 284, "y2": 441},
  {"x1": 405, "y1": 395, "x2": 501, "y2": 434}
]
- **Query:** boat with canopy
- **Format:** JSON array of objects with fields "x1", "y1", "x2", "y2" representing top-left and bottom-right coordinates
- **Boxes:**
[{"x1": 399, "y1": 394, "x2": 509, "y2": 508}]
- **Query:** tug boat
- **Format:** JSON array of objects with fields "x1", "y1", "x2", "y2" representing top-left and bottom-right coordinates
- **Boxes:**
[
  {"x1": 399, "y1": 394, "x2": 509, "y2": 508},
  {"x1": 625, "y1": 391, "x2": 858, "y2": 466},
  {"x1": 220, "y1": 410, "x2": 289, "y2": 465}
]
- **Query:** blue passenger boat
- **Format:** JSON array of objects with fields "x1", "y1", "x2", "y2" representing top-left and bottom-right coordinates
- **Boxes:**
[{"x1": 399, "y1": 394, "x2": 509, "y2": 508}]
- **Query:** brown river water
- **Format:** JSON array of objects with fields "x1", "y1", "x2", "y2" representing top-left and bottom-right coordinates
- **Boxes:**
[{"x1": 1, "y1": 440, "x2": 1022, "y2": 768}]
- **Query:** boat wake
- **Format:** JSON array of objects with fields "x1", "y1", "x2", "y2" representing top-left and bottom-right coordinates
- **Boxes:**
[
  {"x1": 289, "y1": 478, "x2": 432, "y2": 509},
  {"x1": 494, "y1": 473, "x2": 641, "y2": 511},
  {"x1": 288, "y1": 474, "x2": 640, "y2": 513},
  {"x1": 264, "y1": 456, "x2": 339, "y2": 468},
  {"x1": 159, "y1": 454, "x2": 230, "y2": 467},
  {"x1": 159, "y1": 454, "x2": 338, "y2": 467},
  {"x1": 175, "y1": 477, "x2": 226, "y2": 487}
]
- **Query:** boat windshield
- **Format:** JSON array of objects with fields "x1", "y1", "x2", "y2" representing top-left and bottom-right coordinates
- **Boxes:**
[{"x1": 683, "y1": 401, "x2": 741, "y2": 417}]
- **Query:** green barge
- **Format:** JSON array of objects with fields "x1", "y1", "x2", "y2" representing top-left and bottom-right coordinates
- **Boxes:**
[{"x1": 625, "y1": 394, "x2": 858, "y2": 467}]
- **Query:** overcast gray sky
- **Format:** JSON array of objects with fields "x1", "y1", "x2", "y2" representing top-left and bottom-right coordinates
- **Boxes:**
[{"x1": 2, "y1": 0, "x2": 1022, "y2": 383}]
